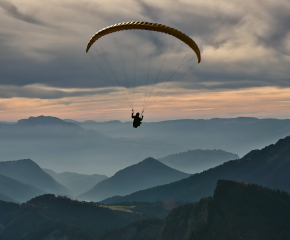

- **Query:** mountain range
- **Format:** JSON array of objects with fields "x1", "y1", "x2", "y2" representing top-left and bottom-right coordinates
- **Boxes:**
[
  {"x1": 2, "y1": 116, "x2": 290, "y2": 176},
  {"x1": 1, "y1": 122, "x2": 290, "y2": 239},
  {"x1": 66, "y1": 117, "x2": 290, "y2": 157},
  {"x1": 77, "y1": 157, "x2": 190, "y2": 202},
  {"x1": 0, "y1": 116, "x2": 182, "y2": 175},
  {"x1": 102, "y1": 135, "x2": 290, "y2": 204}
]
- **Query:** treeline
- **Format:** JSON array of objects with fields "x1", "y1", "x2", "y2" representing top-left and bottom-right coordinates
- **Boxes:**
[
  {"x1": 1, "y1": 181, "x2": 290, "y2": 240},
  {"x1": 160, "y1": 180, "x2": 290, "y2": 240},
  {"x1": 0, "y1": 194, "x2": 171, "y2": 240}
]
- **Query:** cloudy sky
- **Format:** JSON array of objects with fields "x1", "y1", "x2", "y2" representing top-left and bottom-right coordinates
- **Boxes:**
[{"x1": 0, "y1": 0, "x2": 290, "y2": 122}]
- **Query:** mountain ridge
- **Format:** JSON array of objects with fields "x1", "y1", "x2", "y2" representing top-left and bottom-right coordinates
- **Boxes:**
[
  {"x1": 0, "y1": 159, "x2": 72, "y2": 196},
  {"x1": 77, "y1": 157, "x2": 190, "y2": 202},
  {"x1": 73, "y1": 117, "x2": 290, "y2": 157},
  {"x1": 0, "y1": 174, "x2": 45, "y2": 203},
  {"x1": 104, "y1": 135, "x2": 290, "y2": 203},
  {"x1": 17, "y1": 116, "x2": 79, "y2": 127}
]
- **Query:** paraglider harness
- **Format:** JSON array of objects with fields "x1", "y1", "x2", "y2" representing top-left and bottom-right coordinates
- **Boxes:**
[{"x1": 132, "y1": 110, "x2": 144, "y2": 128}]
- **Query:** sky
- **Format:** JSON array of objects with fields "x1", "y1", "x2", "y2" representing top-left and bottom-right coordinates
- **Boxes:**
[{"x1": 0, "y1": 0, "x2": 290, "y2": 122}]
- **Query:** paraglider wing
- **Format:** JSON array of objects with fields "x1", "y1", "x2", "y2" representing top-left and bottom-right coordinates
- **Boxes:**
[{"x1": 86, "y1": 21, "x2": 201, "y2": 63}]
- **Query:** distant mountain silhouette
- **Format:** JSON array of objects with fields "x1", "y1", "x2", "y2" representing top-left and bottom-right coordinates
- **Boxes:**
[
  {"x1": 159, "y1": 149, "x2": 239, "y2": 173},
  {"x1": 0, "y1": 116, "x2": 182, "y2": 175},
  {"x1": 0, "y1": 159, "x2": 71, "y2": 196},
  {"x1": 43, "y1": 169, "x2": 108, "y2": 196},
  {"x1": 72, "y1": 117, "x2": 290, "y2": 157},
  {"x1": 0, "y1": 174, "x2": 45, "y2": 203},
  {"x1": 0, "y1": 121, "x2": 15, "y2": 124},
  {"x1": 64, "y1": 119, "x2": 122, "y2": 125},
  {"x1": 77, "y1": 157, "x2": 190, "y2": 202},
  {"x1": 157, "y1": 180, "x2": 290, "y2": 240},
  {"x1": 17, "y1": 115, "x2": 80, "y2": 127},
  {"x1": 106, "y1": 135, "x2": 290, "y2": 203}
]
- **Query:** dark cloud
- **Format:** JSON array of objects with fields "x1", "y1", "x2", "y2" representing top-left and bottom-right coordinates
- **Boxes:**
[
  {"x1": 255, "y1": 3, "x2": 290, "y2": 56},
  {"x1": 0, "y1": 0, "x2": 47, "y2": 26},
  {"x1": 136, "y1": 0, "x2": 162, "y2": 22},
  {"x1": 0, "y1": 0, "x2": 290, "y2": 100},
  {"x1": 0, "y1": 84, "x2": 116, "y2": 99},
  {"x1": 136, "y1": 0, "x2": 246, "y2": 49}
]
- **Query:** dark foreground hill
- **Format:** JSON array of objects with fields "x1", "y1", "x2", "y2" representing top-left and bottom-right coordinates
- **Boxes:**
[
  {"x1": 159, "y1": 149, "x2": 239, "y2": 173},
  {"x1": 106, "y1": 135, "x2": 290, "y2": 203},
  {"x1": 1, "y1": 181, "x2": 290, "y2": 240},
  {"x1": 97, "y1": 219, "x2": 164, "y2": 240},
  {"x1": 0, "y1": 159, "x2": 71, "y2": 196},
  {"x1": 0, "y1": 174, "x2": 45, "y2": 203},
  {"x1": 0, "y1": 195, "x2": 173, "y2": 240},
  {"x1": 43, "y1": 169, "x2": 108, "y2": 196},
  {"x1": 78, "y1": 158, "x2": 190, "y2": 202},
  {"x1": 158, "y1": 180, "x2": 290, "y2": 240},
  {"x1": 92, "y1": 180, "x2": 290, "y2": 240}
]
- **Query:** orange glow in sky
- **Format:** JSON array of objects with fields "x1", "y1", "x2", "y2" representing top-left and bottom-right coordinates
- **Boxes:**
[
  {"x1": 1, "y1": 0, "x2": 290, "y2": 122},
  {"x1": 1, "y1": 86, "x2": 290, "y2": 122}
]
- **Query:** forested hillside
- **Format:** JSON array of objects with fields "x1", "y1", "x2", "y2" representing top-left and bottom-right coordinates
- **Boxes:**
[
  {"x1": 0, "y1": 194, "x2": 172, "y2": 240},
  {"x1": 158, "y1": 180, "x2": 290, "y2": 240}
]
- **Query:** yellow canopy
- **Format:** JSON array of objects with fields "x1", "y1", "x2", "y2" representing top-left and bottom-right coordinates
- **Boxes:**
[{"x1": 86, "y1": 21, "x2": 201, "y2": 63}]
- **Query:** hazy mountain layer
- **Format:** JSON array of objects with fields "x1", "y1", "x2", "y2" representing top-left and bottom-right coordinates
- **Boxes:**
[
  {"x1": 106, "y1": 135, "x2": 290, "y2": 203},
  {"x1": 0, "y1": 159, "x2": 71, "y2": 196},
  {"x1": 159, "y1": 149, "x2": 239, "y2": 173},
  {"x1": 70, "y1": 117, "x2": 290, "y2": 157},
  {"x1": 77, "y1": 158, "x2": 190, "y2": 202},
  {"x1": 0, "y1": 174, "x2": 45, "y2": 203},
  {"x1": 0, "y1": 193, "x2": 18, "y2": 203},
  {"x1": 0, "y1": 116, "x2": 182, "y2": 175},
  {"x1": 43, "y1": 169, "x2": 108, "y2": 196}
]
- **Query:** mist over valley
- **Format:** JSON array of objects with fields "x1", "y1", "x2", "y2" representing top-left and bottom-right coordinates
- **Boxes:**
[{"x1": 1, "y1": 116, "x2": 290, "y2": 239}]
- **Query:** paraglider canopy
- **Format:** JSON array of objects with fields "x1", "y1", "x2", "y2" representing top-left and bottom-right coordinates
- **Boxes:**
[
  {"x1": 86, "y1": 21, "x2": 201, "y2": 113},
  {"x1": 86, "y1": 21, "x2": 201, "y2": 63}
]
